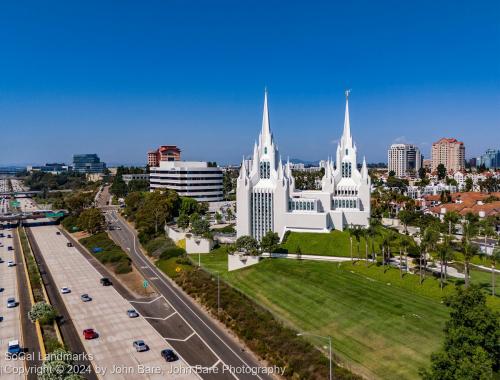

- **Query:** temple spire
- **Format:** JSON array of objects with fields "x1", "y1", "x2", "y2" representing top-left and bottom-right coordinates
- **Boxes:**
[
  {"x1": 261, "y1": 88, "x2": 272, "y2": 145},
  {"x1": 342, "y1": 89, "x2": 352, "y2": 146}
]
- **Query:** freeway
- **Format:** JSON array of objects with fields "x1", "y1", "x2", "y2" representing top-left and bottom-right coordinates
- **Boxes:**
[{"x1": 103, "y1": 209, "x2": 273, "y2": 380}]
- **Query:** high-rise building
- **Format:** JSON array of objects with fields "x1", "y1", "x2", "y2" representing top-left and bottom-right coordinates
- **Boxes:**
[
  {"x1": 431, "y1": 138, "x2": 465, "y2": 173},
  {"x1": 236, "y1": 90, "x2": 370, "y2": 241},
  {"x1": 147, "y1": 146, "x2": 181, "y2": 167},
  {"x1": 387, "y1": 144, "x2": 422, "y2": 178},
  {"x1": 477, "y1": 149, "x2": 500, "y2": 169},
  {"x1": 72, "y1": 154, "x2": 106, "y2": 174}
]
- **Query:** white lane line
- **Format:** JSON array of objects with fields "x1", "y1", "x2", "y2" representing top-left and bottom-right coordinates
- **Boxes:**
[
  {"x1": 144, "y1": 311, "x2": 178, "y2": 321},
  {"x1": 165, "y1": 332, "x2": 196, "y2": 342},
  {"x1": 128, "y1": 296, "x2": 162, "y2": 304},
  {"x1": 211, "y1": 359, "x2": 222, "y2": 369},
  {"x1": 118, "y1": 214, "x2": 261, "y2": 380}
]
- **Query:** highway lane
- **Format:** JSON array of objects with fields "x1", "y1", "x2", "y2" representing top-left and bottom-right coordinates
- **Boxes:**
[
  {"x1": 104, "y1": 210, "x2": 273, "y2": 380},
  {"x1": 29, "y1": 225, "x2": 197, "y2": 380},
  {"x1": 0, "y1": 229, "x2": 24, "y2": 380}
]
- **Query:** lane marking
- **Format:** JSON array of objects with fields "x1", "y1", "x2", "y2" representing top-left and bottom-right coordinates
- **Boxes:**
[
  {"x1": 165, "y1": 332, "x2": 196, "y2": 342},
  {"x1": 144, "y1": 311, "x2": 177, "y2": 321},
  {"x1": 129, "y1": 296, "x2": 162, "y2": 304}
]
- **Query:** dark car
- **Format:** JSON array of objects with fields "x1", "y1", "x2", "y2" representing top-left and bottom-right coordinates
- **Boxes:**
[
  {"x1": 56, "y1": 231, "x2": 61, "y2": 235},
  {"x1": 66, "y1": 242, "x2": 73, "y2": 247},
  {"x1": 100, "y1": 278, "x2": 112, "y2": 286},
  {"x1": 7, "y1": 246, "x2": 13, "y2": 251},
  {"x1": 80, "y1": 294, "x2": 92, "y2": 302},
  {"x1": 161, "y1": 349, "x2": 179, "y2": 362}
]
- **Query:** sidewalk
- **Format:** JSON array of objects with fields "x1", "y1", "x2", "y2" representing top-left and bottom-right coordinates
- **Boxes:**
[{"x1": 260, "y1": 252, "x2": 353, "y2": 262}]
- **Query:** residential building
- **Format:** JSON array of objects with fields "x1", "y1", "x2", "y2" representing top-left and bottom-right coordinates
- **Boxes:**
[
  {"x1": 423, "y1": 159, "x2": 432, "y2": 170},
  {"x1": 387, "y1": 144, "x2": 422, "y2": 178},
  {"x1": 148, "y1": 146, "x2": 181, "y2": 167},
  {"x1": 149, "y1": 161, "x2": 223, "y2": 202},
  {"x1": 72, "y1": 154, "x2": 106, "y2": 174},
  {"x1": 236, "y1": 90, "x2": 371, "y2": 241},
  {"x1": 477, "y1": 149, "x2": 500, "y2": 169},
  {"x1": 431, "y1": 138, "x2": 465, "y2": 173},
  {"x1": 122, "y1": 173, "x2": 150, "y2": 185}
]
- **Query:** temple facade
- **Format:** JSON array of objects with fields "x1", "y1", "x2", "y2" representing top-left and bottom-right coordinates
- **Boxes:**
[{"x1": 236, "y1": 90, "x2": 371, "y2": 241}]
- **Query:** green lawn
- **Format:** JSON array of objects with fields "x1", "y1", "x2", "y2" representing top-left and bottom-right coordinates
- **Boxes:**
[
  {"x1": 281, "y1": 227, "x2": 413, "y2": 257},
  {"x1": 200, "y1": 249, "x2": 449, "y2": 380}
]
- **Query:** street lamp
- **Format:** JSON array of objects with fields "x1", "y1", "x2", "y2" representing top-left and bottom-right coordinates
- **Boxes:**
[{"x1": 297, "y1": 332, "x2": 332, "y2": 380}]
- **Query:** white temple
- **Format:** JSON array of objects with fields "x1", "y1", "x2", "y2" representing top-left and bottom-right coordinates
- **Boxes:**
[{"x1": 236, "y1": 90, "x2": 371, "y2": 241}]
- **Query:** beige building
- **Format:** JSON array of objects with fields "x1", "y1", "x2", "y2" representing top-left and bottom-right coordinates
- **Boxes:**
[{"x1": 431, "y1": 138, "x2": 465, "y2": 173}]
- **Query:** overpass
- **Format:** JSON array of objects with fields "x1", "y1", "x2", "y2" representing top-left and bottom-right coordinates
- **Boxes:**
[
  {"x1": 0, "y1": 209, "x2": 69, "y2": 222},
  {"x1": 0, "y1": 189, "x2": 74, "y2": 197}
]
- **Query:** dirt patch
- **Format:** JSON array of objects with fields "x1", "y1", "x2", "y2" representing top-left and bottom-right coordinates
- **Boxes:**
[
  {"x1": 72, "y1": 231, "x2": 90, "y2": 239},
  {"x1": 109, "y1": 264, "x2": 157, "y2": 298}
]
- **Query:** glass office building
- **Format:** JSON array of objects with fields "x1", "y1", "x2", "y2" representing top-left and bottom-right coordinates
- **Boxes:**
[{"x1": 72, "y1": 154, "x2": 106, "y2": 173}]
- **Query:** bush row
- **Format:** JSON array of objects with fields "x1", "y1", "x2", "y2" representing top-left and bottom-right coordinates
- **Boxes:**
[{"x1": 79, "y1": 232, "x2": 132, "y2": 274}]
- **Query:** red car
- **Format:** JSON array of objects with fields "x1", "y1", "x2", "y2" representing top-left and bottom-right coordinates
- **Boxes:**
[{"x1": 83, "y1": 329, "x2": 97, "y2": 340}]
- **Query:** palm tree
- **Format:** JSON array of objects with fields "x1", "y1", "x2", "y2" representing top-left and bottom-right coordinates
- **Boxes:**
[
  {"x1": 437, "y1": 236, "x2": 452, "y2": 290},
  {"x1": 366, "y1": 218, "x2": 379, "y2": 263},
  {"x1": 422, "y1": 227, "x2": 439, "y2": 280},
  {"x1": 380, "y1": 234, "x2": 391, "y2": 271},
  {"x1": 491, "y1": 241, "x2": 499, "y2": 296},
  {"x1": 400, "y1": 238, "x2": 411, "y2": 275},
  {"x1": 346, "y1": 225, "x2": 354, "y2": 263},
  {"x1": 462, "y1": 220, "x2": 478, "y2": 288}
]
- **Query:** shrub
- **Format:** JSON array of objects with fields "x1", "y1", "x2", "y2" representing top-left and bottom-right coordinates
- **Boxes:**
[
  {"x1": 61, "y1": 215, "x2": 79, "y2": 231},
  {"x1": 28, "y1": 302, "x2": 57, "y2": 325},
  {"x1": 115, "y1": 259, "x2": 132, "y2": 274},
  {"x1": 160, "y1": 247, "x2": 186, "y2": 260}
]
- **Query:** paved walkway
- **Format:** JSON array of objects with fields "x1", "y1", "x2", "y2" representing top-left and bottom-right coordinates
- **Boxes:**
[{"x1": 260, "y1": 252, "x2": 353, "y2": 262}]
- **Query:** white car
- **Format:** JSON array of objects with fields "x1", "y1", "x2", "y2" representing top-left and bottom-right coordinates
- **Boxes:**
[
  {"x1": 7, "y1": 297, "x2": 16, "y2": 308},
  {"x1": 60, "y1": 287, "x2": 71, "y2": 294},
  {"x1": 7, "y1": 261, "x2": 15, "y2": 267}
]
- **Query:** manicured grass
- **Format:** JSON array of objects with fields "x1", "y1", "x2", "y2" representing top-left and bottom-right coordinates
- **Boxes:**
[
  {"x1": 469, "y1": 267, "x2": 500, "y2": 296},
  {"x1": 200, "y1": 250, "x2": 449, "y2": 380},
  {"x1": 281, "y1": 227, "x2": 413, "y2": 257},
  {"x1": 156, "y1": 257, "x2": 193, "y2": 278}
]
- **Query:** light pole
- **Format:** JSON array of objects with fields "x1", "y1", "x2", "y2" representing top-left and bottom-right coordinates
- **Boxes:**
[{"x1": 297, "y1": 332, "x2": 332, "y2": 380}]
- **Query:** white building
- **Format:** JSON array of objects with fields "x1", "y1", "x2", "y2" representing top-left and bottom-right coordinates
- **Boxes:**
[
  {"x1": 388, "y1": 144, "x2": 422, "y2": 178},
  {"x1": 236, "y1": 91, "x2": 371, "y2": 241},
  {"x1": 150, "y1": 161, "x2": 223, "y2": 202},
  {"x1": 122, "y1": 173, "x2": 149, "y2": 185}
]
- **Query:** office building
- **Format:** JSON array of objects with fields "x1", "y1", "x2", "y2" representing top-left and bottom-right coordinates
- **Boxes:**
[
  {"x1": 237, "y1": 91, "x2": 370, "y2": 241},
  {"x1": 387, "y1": 144, "x2": 422, "y2": 178},
  {"x1": 149, "y1": 161, "x2": 223, "y2": 202},
  {"x1": 72, "y1": 154, "x2": 106, "y2": 174},
  {"x1": 477, "y1": 149, "x2": 500, "y2": 169},
  {"x1": 431, "y1": 138, "x2": 465, "y2": 173},
  {"x1": 122, "y1": 173, "x2": 150, "y2": 185}
]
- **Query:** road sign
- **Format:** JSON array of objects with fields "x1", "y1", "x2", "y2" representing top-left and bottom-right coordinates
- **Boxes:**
[
  {"x1": 143, "y1": 280, "x2": 149, "y2": 288},
  {"x1": 175, "y1": 267, "x2": 181, "y2": 273},
  {"x1": 46, "y1": 212, "x2": 64, "y2": 218},
  {"x1": 10, "y1": 201, "x2": 20, "y2": 207}
]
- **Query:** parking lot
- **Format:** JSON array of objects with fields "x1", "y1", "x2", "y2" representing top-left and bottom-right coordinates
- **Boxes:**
[
  {"x1": 30, "y1": 225, "x2": 198, "y2": 380},
  {"x1": 0, "y1": 229, "x2": 24, "y2": 379}
]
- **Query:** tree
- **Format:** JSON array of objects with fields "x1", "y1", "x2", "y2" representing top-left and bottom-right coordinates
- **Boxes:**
[
  {"x1": 180, "y1": 197, "x2": 199, "y2": 216},
  {"x1": 77, "y1": 208, "x2": 105, "y2": 234},
  {"x1": 235, "y1": 235, "x2": 259, "y2": 255},
  {"x1": 135, "y1": 190, "x2": 180, "y2": 235},
  {"x1": 437, "y1": 164, "x2": 447, "y2": 180},
  {"x1": 418, "y1": 167, "x2": 426, "y2": 180},
  {"x1": 260, "y1": 231, "x2": 280, "y2": 253},
  {"x1": 388, "y1": 170, "x2": 396, "y2": 177},
  {"x1": 465, "y1": 177, "x2": 473, "y2": 192},
  {"x1": 436, "y1": 236, "x2": 453, "y2": 290},
  {"x1": 422, "y1": 227, "x2": 440, "y2": 281},
  {"x1": 127, "y1": 179, "x2": 149, "y2": 192},
  {"x1": 398, "y1": 210, "x2": 413, "y2": 234},
  {"x1": 28, "y1": 302, "x2": 57, "y2": 325},
  {"x1": 443, "y1": 211, "x2": 460, "y2": 235},
  {"x1": 176, "y1": 213, "x2": 189, "y2": 229},
  {"x1": 110, "y1": 174, "x2": 128, "y2": 198},
  {"x1": 40, "y1": 348, "x2": 85, "y2": 380},
  {"x1": 65, "y1": 192, "x2": 93, "y2": 215},
  {"x1": 191, "y1": 217, "x2": 210, "y2": 236},
  {"x1": 214, "y1": 212, "x2": 222, "y2": 224},
  {"x1": 491, "y1": 242, "x2": 500, "y2": 296},
  {"x1": 420, "y1": 285, "x2": 500, "y2": 379},
  {"x1": 462, "y1": 220, "x2": 479, "y2": 287}
]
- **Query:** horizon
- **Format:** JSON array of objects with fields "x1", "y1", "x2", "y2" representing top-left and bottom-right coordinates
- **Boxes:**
[{"x1": 1, "y1": 1, "x2": 499, "y2": 166}]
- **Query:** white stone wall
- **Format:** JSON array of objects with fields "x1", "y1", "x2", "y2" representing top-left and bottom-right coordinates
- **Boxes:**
[{"x1": 228, "y1": 254, "x2": 261, "y2": 271}]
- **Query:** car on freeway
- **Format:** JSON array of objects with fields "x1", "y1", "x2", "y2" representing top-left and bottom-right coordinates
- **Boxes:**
[
  {"x1": 80, "y1": 294, "x2": 92, "y2": 302},
  {"x1": 7, "y1": 246, "x2": 13, "y2": 251},
  {"x1": 56, "y1": 231, "x2": 61, "y2": 235},
  {"x1": 133, "y1": 340, "x2": 149, "y2": 352},
  {"x1": 83, "y1": 329, "x2": 98, "y2": 340},
  {"x1": 100, "y1": 277, "x2": 112, "y2": 286},
  {"x1": 161, "y1": 349, "x2": 179, "y2": 362},
  {"x1": 0, "y1": 258, "x2": 4, "y2": 263},
  {"x1": 7, "y1": 261, "x2": 15, "y2": 267},
  {"x1": 60, "y1": 287, "x2": 71, "y2": 294},
  {"x1": 66, "y1": 242, "x2": 73, "y2": 247},
  {"x1": 7, "y1": 234, "x2": 11, "y2": 238},
  {"x1": 0, "y1": 287, "x2": 4, "y2": 292},
  {"x1": 127, "y1": 309, "x2": 139, "y2": 318},
  {"x1": 7, "y1": 340, "x2": 22, "y2": 357},
  {"x1": 7, "y1": 297, "x2": 16, "y2": 308}
]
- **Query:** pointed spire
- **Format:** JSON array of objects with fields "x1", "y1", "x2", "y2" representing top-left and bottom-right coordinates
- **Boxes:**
[
  {"x1": 361, "y1": 156, "x2": 368, "y2": 177},
  {"x1": 239, "y1": 155, "x2": 247, "y2": 179},
  {"x1": 277, "y1": 156, "x2": 284, "y2": 179},
  {"x1": 261, "y1": 88, "x2": 272, "y2": 145},
  {"x1": 342, "y1": 89, "x2": 352, "y2": 145}
]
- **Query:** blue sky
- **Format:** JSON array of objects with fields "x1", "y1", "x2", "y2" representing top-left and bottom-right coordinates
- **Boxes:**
[{"x1": 0, "y1": 1, "x2": 499, "y2": 166}]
